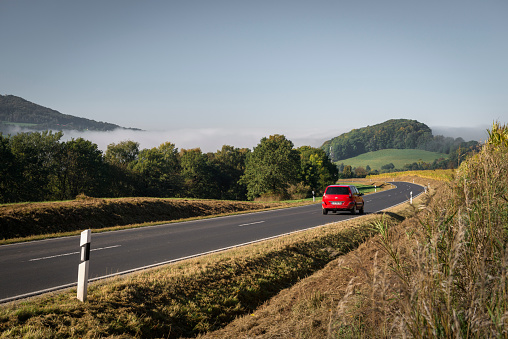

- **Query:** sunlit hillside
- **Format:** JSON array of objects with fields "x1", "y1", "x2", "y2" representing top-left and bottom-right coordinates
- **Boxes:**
[{"x1": 337, "y1": 148, "x2": 448, "y2": 170}]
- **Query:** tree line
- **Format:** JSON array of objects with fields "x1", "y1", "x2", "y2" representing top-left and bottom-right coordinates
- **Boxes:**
[
  {"x1": 322, "y1": 119, "x2": 479, "y2": 161},
  {"x1": 0, "y1": 131, "x2": 338, "y2": 204}
]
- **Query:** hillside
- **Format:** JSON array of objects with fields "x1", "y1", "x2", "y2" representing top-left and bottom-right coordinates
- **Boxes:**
[
  {"x1": 0, "y1": 94, "x2": 140, "y2": 132},
  {"x1": 337, "y1": 148, "x2": 448, "y2": 171},
  {"x1": 321, "y1": 119, "x2": 478, "y2": 162}
]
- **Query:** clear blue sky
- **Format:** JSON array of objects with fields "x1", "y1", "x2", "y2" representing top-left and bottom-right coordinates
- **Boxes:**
[{"x1": 1, "y1": 1, "x2": 507, "y2": 151}]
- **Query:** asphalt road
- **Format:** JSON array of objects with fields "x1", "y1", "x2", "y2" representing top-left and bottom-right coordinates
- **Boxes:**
[{"x1": 0, "y1": 182, "x2": 424, "y2": 303}]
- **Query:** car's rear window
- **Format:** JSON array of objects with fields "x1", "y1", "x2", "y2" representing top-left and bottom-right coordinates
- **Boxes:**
[{"x1": 325, "y1": 186, "x2": 350, "y2": 195}]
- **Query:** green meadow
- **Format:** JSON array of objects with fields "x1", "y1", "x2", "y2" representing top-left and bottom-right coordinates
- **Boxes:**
[{"x1": 337, "y1": 148, "x2": 448, "y2": 170}]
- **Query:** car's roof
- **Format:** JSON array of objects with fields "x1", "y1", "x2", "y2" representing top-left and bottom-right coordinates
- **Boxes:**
[{"x1": 326, "y1": 185, "x2": 351, "y2": 187}]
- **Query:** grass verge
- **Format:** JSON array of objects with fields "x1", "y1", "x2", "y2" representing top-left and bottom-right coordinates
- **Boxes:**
[
  {"x1": 0, "y1": 198, "x2": 311, "y2": 245},
  {"x1": 0, "y1": 185, "x2": 422, "y2": 338}
]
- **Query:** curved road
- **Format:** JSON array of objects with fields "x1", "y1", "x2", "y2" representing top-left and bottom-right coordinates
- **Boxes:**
[{"x1": 0, "y1": 182, "x2": 424, "y2": 303}]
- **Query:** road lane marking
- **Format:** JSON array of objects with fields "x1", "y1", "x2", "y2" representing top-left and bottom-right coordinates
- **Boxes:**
[
  {"x1": 29, "y1": 245, "x2": 121, "y2": 262},
  {"x1": 238, "y1": 221, "x2": 265, "y2": 227},
  {"x1": 2, "y1": 183, "x2": 426, "y2": 304}
]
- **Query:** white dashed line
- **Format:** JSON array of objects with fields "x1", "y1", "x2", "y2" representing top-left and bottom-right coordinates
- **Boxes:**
[
  {"x1": 238, "y1": 221, "x2": 266, "y2": 227},
  {"x1": 29, "y1": 245, "x2": 121, "y2": 262}
]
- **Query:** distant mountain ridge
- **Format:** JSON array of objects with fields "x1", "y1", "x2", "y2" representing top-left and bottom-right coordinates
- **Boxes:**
[
  {"x1": 0, "y1": 94, "x2": 140, "y2": 132},
  {"x1": 322, "y1": 119, "x2": 478, "y2": 162}
]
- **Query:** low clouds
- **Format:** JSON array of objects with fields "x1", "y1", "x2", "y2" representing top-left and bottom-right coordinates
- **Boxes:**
[
  {"x1": 4, "y1": 124, "x2": 487, "y2": 154},
  {"x1": 58, "y1": 128, "x2": 334, "y2": 153},
  {"x1": 431, "y1": 125, "x2": 489, "y2": 143}
]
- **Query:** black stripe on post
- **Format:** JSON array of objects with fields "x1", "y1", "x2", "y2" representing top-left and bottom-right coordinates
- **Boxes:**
[{"x1": 80, "y1": 243, "x2": 90, "y2": 263}]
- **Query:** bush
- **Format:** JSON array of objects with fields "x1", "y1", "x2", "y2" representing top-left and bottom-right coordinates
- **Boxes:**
[{"x1": 286, "y1": 182, "x2": 311, "y2": 200}]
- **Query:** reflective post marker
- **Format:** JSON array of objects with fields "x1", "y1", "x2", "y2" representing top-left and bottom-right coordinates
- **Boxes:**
[
  {"x1": 410, "y1": 191, "x2": 413, "y2": 204},
  {"x1": 77, "y1": 229, "x2": 91, "y2": 302}
]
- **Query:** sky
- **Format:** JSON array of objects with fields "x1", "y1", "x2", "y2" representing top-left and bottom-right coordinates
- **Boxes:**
[{"x1": 1, "y1": 1, "x2": 507, "y2": 152}]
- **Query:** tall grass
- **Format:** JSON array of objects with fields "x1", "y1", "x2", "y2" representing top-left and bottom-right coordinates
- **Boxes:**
[{"x1": 336, "y1": 122, "x2": 508, "y2": 337}]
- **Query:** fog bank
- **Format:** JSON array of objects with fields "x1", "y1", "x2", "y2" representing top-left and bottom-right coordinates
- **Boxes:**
[
  {"x1": 431, "y1": 125, "x2": 489, "y2": 143},
  {"x1": 58, "y1": 127, "x2": 337, "y2": 153}
]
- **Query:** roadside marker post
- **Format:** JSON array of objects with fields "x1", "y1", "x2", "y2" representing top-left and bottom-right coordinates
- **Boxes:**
[
  {"x1": 410, "y1": 191, "x2": 413, "y2": 204},
  {"x1": 77, "y1": 229, "x2": 91, "y2": 302},
  {"x1": 312, "y1": 191, "x2": 315, "y2": 202}
]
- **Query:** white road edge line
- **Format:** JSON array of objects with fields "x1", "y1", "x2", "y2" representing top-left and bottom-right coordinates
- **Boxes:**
[
  {"x1": 238, "y1": 221, "x2": 265, "y2": 227},
  {"x1": 29, "y1": 245, "x2": 121, "y2": 262},
  {"x1": 1, "y1": 183, "x2": 425, "y2": 304}
]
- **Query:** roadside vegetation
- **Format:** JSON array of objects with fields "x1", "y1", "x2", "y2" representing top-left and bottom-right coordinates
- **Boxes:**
[
  {"x1": 1, "y1": 122, "x2": 504, "y2": 338},
  {"x1": 0, "y1": 198, "x2": 309, "y2": 244},
  {"x1": 368, "y1": 168, "x2": 455, "y2": 182},
  {"x1": 328, "y1": 122, "x2": 507, "y2": 337},
  {"x1": 0, "y1": 181, "x2": 391, "y2": 244},
  {"x1": 0, "y1": 186, "x2": 420, "y2": 338}
]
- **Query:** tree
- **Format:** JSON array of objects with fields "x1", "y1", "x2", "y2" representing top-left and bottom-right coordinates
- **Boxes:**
[
  {"x1": 208, "y1": 145, "x2": 249, "y2": 200},
  {"x1": 55, "y1": 138, "x2": 107, "y2": 199},
  {"x1": 355, "y1": 166, "x2": 367, "y2": 178},
  {"x1": 0, "y1": 134, "x2": 16, "y2": 202},
  {"x1": 9, "y1": 131, "x2": 63, "y2": 201},
  {"x1": 337, "y1": 163, "x2": 345, "y2": 173},
  {"x1": 105, "y1": 140, "x2": 140, "y2": 166},
  {"x1": 241, "y1": 135, "x2": 300, "y2": 200},
  {"x1": 297, "y1": 146, "x2": 338, "y2": 194},
  {"x1": 342, "y1": 165, "x2": 353, "y2": 178},
  {"x1": 132, "y1": 142, "x2": 182, "y2": 197},
  {"x1": 180, "y1": 148, "x2": 218, "y2": 199},
  {"x1": 103, "y1": 140, "x2": 141, "y2": 197},
  {"x1": 381, "y1": 163, "x2": 395, "y2": 171}
]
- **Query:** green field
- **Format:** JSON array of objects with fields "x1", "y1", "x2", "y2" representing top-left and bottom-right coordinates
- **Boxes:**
[{"x1": 337, "y1": 149, "x2": 448, "y2": 170}]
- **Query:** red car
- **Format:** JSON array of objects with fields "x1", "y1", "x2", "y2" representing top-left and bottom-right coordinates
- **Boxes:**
[{"x1": 322, "y1": 185, "x2": 365, "y2": 215}]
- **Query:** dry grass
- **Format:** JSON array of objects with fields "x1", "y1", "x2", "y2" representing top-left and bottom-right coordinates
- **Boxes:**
[
  {"x1": 0, "y1": 188, "x2": 420, "y2": 338},
  {"x1": 198, "y1": 177, "x2": 435, "y2": 339},
  {"x1": 4, "y1": 145, "x2": 503, "y2": 338},
  {"x1": 370, "y1": 140, "x2": 508, "y2": 337},
  {"x1": 368, "y1": 168, "x2": 455, "y2": 181},
  {"x1": 199, "y1": 131, "x2": 507, "y2": 338},
  {"x1": 323, "y1": 128, "x2": 507, "y2": 338}
]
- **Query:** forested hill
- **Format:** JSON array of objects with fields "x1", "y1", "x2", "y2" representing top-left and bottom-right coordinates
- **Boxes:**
[
  {"x1": 0, "y1": 94, "x2": 140, "y2": 132},
  {"x1": 322, "y1": 119, "x2": 479, "y2": 162}
]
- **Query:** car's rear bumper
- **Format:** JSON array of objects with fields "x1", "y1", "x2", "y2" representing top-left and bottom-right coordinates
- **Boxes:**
[{"x1": 322, "y1": 202, "x2": 354, "y2": 210}]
